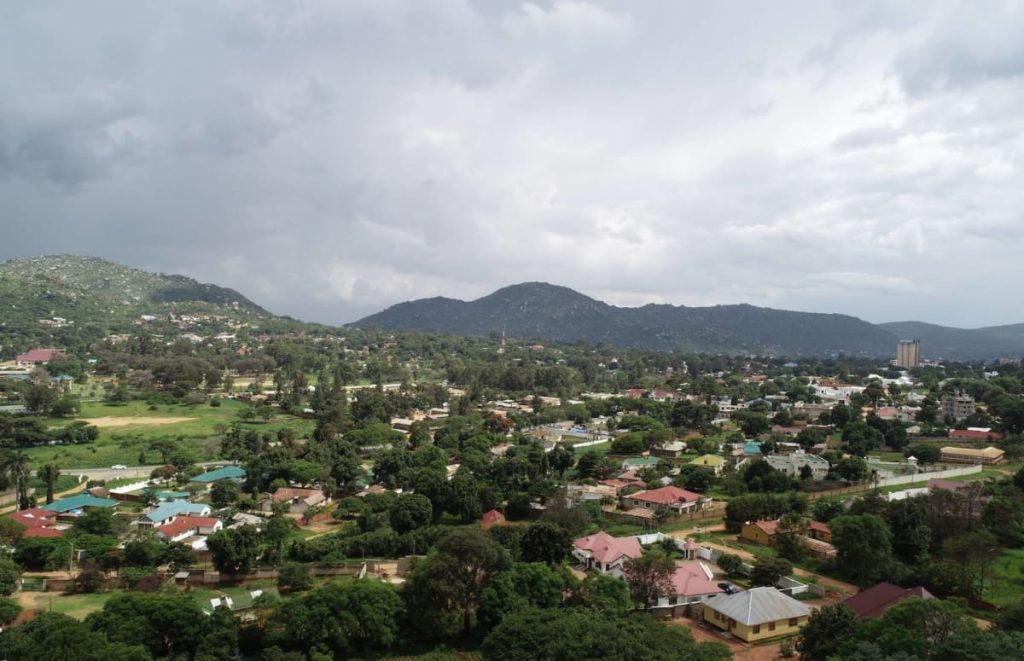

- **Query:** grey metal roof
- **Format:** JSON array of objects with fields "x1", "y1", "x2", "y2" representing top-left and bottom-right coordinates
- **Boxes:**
[{"x1": 706, "y1": 587, "x2": 810, "y2": 625}]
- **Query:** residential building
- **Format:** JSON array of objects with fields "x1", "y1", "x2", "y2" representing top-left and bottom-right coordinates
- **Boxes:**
[
  {"x1": 689, "y1": 454, "x2": 726, "y2": 475},
  {"x1": 949, "y1": 428, "x2": 1004, "y2": 441},
  {"x1": 740, "y1": 519, "x2": 835, "y2": 560},
  {"x1": 652, "y1": 441, "x2": 687, "y2": 458},
  {"x1": 652, "y1": 562, "x2": 723, "y2": 613},
  {"x1": 940, "y1": 446, "x2": 1005, "y2": 465},
  {"x1": 481, "y1": 509, "x2": 507, "y2": 530},
  {"x1": 157, "y1": 516, "x2": 222, "y2": 543},
  {"x1": 941, "y1": 392, "x2": 975, "y2": 421},
  {"x1": 896, "y1": 340, "x2": 921, "y2": 369},
  {"x1": 703, "y1": 587, "x2": 811, "y2": 642},
  {"x1": 139, "y1": 501, "x2": 212, "y2": 527},
  {"x1": 764, "y1": 452, "x2": 831, "y2": 480},
  {"x1": 189, "y1": 465, "x2": 246, "y2": 489},
  {"x1": 620, "y1": 456, "x2": 662, "y2": 471},
  {"x1": 620, "y1": 486, "x2": 704, "y2": 514},
  {"x1": 572, "y1": 531, "x2": 642, "y2": 578},
  {"x1": 15, "y1": 348, "x2": 66, "y2": 366},
  {"x1": 262, "y1": 487, "x2": 329, "y2": 514},
  {"x1": 42, "y1": 494, "x2": 117, "y2": 515},
  {"x1": 844, "y1": 582, "x2": 934, "y2": 619}
]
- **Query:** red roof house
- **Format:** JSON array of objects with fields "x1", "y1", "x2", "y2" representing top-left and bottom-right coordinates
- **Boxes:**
[
  {"x1": 949, "y1": 429, "x2": 1004, "y2": 441},
  {"x1": 157, "y1": 516, "x2": 222, "y2": 541},
  {"x1": 573, "y1": 531, "x2": 642, "y2": 577},
  {"x1": 666, "y1": 561, "x2": 723, "y2": 603},
  {"x1": 10, "y1": 508, "x2": 58, "y2": 529},
  {"x1": 23, "y1": 527, "x2": 64, "y2": 538},
  {"x1": 481, "y1": 509, "x2": 507, "y2": 530},
  {"x1": 621, "y1": 486, "x2": 703, "y2": 513},
  {"x1": 14, "y1": 349, "x2": 66, "y2": 366},
  {"x1": 844, "y1": 582, "x2": 934, "y2": 618}
]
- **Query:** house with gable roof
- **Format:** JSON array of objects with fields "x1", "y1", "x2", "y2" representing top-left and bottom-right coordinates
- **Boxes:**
[
  {"x1": 703, "y1": 587, "x2": 811, "y2": 642},
  {"x1": 572, "y1": 531, "x2": 642, "y2": 578}
]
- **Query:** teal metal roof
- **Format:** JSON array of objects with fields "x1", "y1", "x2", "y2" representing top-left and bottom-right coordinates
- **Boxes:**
[
  {"x1": 190, "y1": 465, "x2": 246, "y2": 483},
  {"x1": 155, "y1": 490, "x2": 190, "y2": 500},
  {"x1": 43, "y1": 494, "x2": 118, "y2": 513}
]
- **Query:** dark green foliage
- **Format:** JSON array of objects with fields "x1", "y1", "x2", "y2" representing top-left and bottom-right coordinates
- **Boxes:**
[{"x1": 520, "y1": 521, "x2": 572, "y2": 566}]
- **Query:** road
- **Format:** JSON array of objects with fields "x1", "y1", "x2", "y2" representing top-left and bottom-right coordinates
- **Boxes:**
[{"x1": 69, "y1": 461, "x2": 228, "y2": 482}]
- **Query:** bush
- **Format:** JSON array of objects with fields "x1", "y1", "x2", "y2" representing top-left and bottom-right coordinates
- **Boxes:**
[
  {"x1": 717, "y1": 553, "x2": 744, "y2": 576},
  {"x1": 278, "y1": 562, "x2": 314, "y2": 594}
]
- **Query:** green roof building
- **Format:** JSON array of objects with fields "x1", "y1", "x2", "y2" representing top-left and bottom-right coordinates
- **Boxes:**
[
  {"x1": 190, "y1": 465, "x2": 246, "y2": 486},
  {"x1": 43, "y1": 494, "x2": 118, "y2": 513}
]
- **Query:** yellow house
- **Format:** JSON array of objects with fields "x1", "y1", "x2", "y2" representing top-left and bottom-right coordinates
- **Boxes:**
[
  {"x1": 689, "y1": 454, "x2": 726, "y2": 476},
  {"x1": 703, "y1": 587, "x2": 810, "y2": 642}
]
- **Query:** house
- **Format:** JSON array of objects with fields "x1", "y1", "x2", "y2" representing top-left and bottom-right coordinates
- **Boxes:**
[
  {"x1": 10, "y1": 508, "x2": 58, "y2": 529},
  {"x1": 843, "y1": 582, "x2": 934, "y2": 619},
  {"x1": 652, "y1": 441, "x2": 687, "y2": 458},
  {"x1": 157, "y1": 516, "x2": 222, "y2": 543},
  {"x1": 949, "y1": 429, "x2": 1005, "y2": 442},
  {"x1": 764, "y1": 453, "x2": 831, "y2": 480},
  {"x1": 620, "y1": 456, "x2": 662, "y2": 471},
  {"x1": 742, "y1": 441, "x2": 763, "y2": 457},
  {"x1": 940, "y1": 446, "x2": 1005, "y2": 465},
  {"x1": 689, "y1": 454, "x2": 726, "y2": 476},
  {"x1": 24, "y1": 527, "x2": 65, "y2": 538},
  {"x1": 262, "y1": 487, "x2": 329, "y2": 514},
  {"x1": 653, "y1": 562, "x2": 723, "y2": 613},
  {"x1": 740, "y1": 519, "x2": 835, "y2": 559},
  {"x1": 189, "y1": 465, "x2": 246, "y2": 488},
  {"x1": 139, "y1": 501, "x2": 212, "y2": 527},
  {"x1": 228, "y1": 512, "x2": 265, "y2": 530},
  {"x1": 621, "y1": 486, "x2": 704, "y2": 514},
  {"x1": 155, "y1": 490, "x2": 190, "y2": 501},
  {"x1": 927, "y1": 478, "x2": 973, "y2": 493},
  {"x1": 572, "y1": 531, "x2": 642, "y2": 578},
  {"x1": 42, "y1": 494, "x2": 117, "y2": 515},
  {"x1": 740, "y1": 520, "x2": 779, "y2": 546},
  {"x1": 481, "y1": 509, "x2": 507, "y2": 530},
  {"x1": 15, "y1": 348, "x2": 66, "y2": 366},
  {"x1": 703, "y1": 587, "x2": 811, "y2": 642}
]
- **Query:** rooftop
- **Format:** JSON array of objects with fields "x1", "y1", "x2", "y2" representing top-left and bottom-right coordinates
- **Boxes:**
[
  {"x1": 843, "y1": 582, "x2": 934, "y2": 619},
  {"x1": 628, "y1": 486, "x2": 701, "y2": 506},
  {"x1": 42, "y1": 494, "x2": 117, "y2": 513},
  {"x1": 191, "y1": 465, "x2": 246, "y2": 483},
  {"x1": 574, "y1": 531, "x2": 643, "y2": 565},
  {"x1": 706, "y1": 587, "x2": 810, "y2": 626}
]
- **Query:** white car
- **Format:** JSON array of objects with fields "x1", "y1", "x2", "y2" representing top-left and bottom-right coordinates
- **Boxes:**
[{"x1": 111, "y1": 464, "x2": 127, "y2": 470}]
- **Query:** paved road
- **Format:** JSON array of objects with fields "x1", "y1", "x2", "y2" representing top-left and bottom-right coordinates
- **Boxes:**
[{"x1": 69, "y1": 461, "x2": 227, "y2": 482}]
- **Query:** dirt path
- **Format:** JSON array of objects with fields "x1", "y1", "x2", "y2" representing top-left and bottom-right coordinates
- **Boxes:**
[{"x1": 86, "y1": 415, "x2": 194, "y2": 428}]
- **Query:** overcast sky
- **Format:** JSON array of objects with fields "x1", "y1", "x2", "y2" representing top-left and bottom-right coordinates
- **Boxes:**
[{"x1": 2, "y1": 1, "x2": 1023, "y2": 327}]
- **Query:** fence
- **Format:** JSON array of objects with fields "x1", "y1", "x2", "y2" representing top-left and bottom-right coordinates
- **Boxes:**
[{"x1": 875, "y1": 464, "x2": 982, "y2": 488}]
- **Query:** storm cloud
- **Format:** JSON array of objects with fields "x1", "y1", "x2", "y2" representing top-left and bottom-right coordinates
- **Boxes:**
[{"x1": 2, "y1": 1, "x2": 1022, "y2": 326}]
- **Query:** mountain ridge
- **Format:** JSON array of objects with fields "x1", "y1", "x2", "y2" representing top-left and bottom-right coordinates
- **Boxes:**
[{"x1": 353, "y1": 282, "x2": 1024, "y2": 360}]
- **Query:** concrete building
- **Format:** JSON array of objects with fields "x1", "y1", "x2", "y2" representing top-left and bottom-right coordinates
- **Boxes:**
[
  {"x1": 896, "y1": 340, "x2": 921, "y2": 369},
  {"x1": 703, "y1": 587, "x2": 811, "y2": 642},
  {"x1": 941, "y1": 391, "x2": 975, "y2": 421}
]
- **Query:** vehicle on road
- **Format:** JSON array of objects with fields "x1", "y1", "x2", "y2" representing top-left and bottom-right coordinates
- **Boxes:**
[
  {"x1": 717, "y1": 582, "x2": 739, "y2": 594},
  {"x1": 111, "y1": 464, "x2": 127, "y2": 470}
]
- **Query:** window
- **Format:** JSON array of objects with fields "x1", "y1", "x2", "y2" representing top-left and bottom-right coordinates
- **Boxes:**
[
  {"x1": 768, "y1": 622, "x2": 776, "y2": 631},
  {"x1": 789, "y1": 618, "x2": 799, "y2": 626},
  {"x1": 669, "y1": 597, "x2": 677, "y2": 605},
  {"x1": 753, "y1": 625, "x2": 761, "y2": 634}
]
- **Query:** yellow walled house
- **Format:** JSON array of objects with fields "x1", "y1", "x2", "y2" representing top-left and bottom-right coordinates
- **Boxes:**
[{"x1": 703, "y1": 587, "x2": 811, "y2": 642}]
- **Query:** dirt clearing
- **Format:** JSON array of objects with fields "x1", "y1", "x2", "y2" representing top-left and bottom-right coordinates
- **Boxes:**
[{"x1": 84, "y1": 416, "x2": 195, "y2": 428}]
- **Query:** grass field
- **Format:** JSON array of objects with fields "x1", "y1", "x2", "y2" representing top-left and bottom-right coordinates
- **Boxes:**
[
  {"x1": 16, "y1": 590, "x2": 113, "y2": 619},
  {"x1": 984, "y1": 548, "x2": 1024, "y2": 608},
  {"x1": 25, "y1": 399, "x2": 314, "y2": 469}
]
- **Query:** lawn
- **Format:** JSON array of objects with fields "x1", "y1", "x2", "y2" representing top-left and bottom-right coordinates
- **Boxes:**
[
  {"x1": 25, "y1": 399, "x2": 313, "y2": 469},
  {"x1": 983, "y1": 548, "x2": 1024, "y2": 608},
  {"x1": 16, "y1": 590, "x2": 114, "y2": 619}
]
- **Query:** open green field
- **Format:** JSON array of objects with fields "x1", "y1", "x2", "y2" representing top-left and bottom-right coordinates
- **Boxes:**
[
  {"x1": 25, "y1": 399, "x2": 314, "y2": 469},
  {"x1": 17, "y1": 590, "x2": 114, "y2": 619},
  {"x1": 984, "y1": 547, "x2": 1024, "y2": 608}
]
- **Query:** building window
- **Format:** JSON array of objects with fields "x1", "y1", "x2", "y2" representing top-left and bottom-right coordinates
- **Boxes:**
[
  {"x1": 768, "y1": 622, "x2": 776, "y2": 631},
  {"x1": 789, "y1": 618, "x2": 798, "y2": 626},
  {"x1": 669, "y1": 597, "x2": 677, "y2": 605},
  {"x1": 753, "y1": 625, "x2": 761, "y2": 634}
]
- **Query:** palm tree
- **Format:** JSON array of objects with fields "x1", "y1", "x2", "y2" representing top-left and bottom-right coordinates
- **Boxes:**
[
  {"x1": 37, "y1": 463, "x2": 61, "y2": 504},
  {"x1": 2, "y1": 452, "x2": 31, "y2": 510}
]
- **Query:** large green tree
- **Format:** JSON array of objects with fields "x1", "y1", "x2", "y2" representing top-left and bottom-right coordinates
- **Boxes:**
[{"x1": 830, "y1": 514, "x2": 893, "y2": 587}]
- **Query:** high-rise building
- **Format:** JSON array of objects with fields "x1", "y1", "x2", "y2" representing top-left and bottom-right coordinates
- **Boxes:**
[
  {"x1": 896, "y1": 340, "x2": 921, "y2": 369},
  {"x1": 941, "y1": 391, "x2": 975, "y2": 421}
]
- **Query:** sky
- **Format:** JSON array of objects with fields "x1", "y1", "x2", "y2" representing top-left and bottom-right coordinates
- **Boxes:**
[{"x1": 2, "y1": 1, "x2": 1023, "y2": 327}]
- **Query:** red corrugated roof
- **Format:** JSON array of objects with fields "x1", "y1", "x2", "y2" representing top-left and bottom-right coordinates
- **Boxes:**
[
  {"x1": 628, "y1": 486, "x2": 700, "y2": 506},
  {"x1": 15, "y1": 349, "x2": 65, "y2": 363},
  {"x1": 10, "y1": 509, "x2": 57, "y2": 528},
  {"x1": 158, "y1": 516, "x2": 220, "y2": 538},
  {"x1": 844, "y1": 582, "x2": 933, "y2": 618},
  {"x1": 24, "y1": 527, "x2": 64, "y2": 538},
  {"x1": 574, "y1": 531, "x2": 643, "y2": 565}
]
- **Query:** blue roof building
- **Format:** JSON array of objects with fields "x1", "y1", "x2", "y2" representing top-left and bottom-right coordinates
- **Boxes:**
[
  {"x1": 743, "y1": 441, "x2": 763, "y2": 456},
  {"x1": 43, "y1": 494, "x2": 118, "y2": 513},
  {"x1": 142, "y1": 501, "x2": 211, "y2": 525},
  {"x1": 190, "y1": 465, "x2": 246, "y2": 485}
]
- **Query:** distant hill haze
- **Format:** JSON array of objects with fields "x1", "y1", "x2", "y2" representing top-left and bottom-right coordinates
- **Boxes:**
[{"x1": 352, "y1": 282, "x2": 1024, "y2": 360}]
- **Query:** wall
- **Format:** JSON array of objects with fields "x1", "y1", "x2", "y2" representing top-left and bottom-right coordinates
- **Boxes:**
[{"x1": 875, "y1": 464, "x2": 981, "y2": 488}]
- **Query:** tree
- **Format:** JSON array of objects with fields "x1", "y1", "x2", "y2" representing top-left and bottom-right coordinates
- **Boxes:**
[
  {"x1": 717, "y1": 553, "x2": 744, "y2": 576},
  {"x1": 277, "y1": 561, "x2": 314, "y2": 594},
  {"x1": 0, "y1": 557, "x2": 22, "y2": 596},
  {"x1": 262, "y1": 514, "x2": 294, "y2": 566},
  {"x1": 0, "y1": 611, "x2": 149, "y2": 661},
  {"x1": 389, "y1": 493, "x2": 433, "y2": 534},
  {"x1": 549, "y1": 445, "x2": 575, "y2": 478},
  {"x1": 266, "y1": 580, "x2": 403, "y2": 656},
  {"x1": 830, "y1": 514, "x2": 893, "y2": 587},
  {"x1": 622, "y1": 554, "x2": 675, "y2": 608},
  {"x1": 797, "y1": 603, "x2": 859, "y2": 661},
  {"x1": 732, "y1": 410, "x2": 771, "y2": 437},
  {"x1": 520, "y1": 521, "x2": 572, "y2": 567},
  {"x1": 2, "y1": 451, "x2": 31, "y2": 510},
  {"x1": 567, "y1": 573, "x2": 633, "y2": 612},
  {"x1": 36, "y1": 464, "x2": 61, "y2": 504},
  {"x1": 812, "y1": 497, "x2": 845, "y2": 523},
  {"x1": 750, "y1": 556, "x2": 792, "y2": 587},
  {"x1": 478, "y1": 562, "x2": 578, "y2": 626},
  {"x1": 207, "y1": 525, "x2": 261, "y2": 574},
  {"x1": 0, "y1": 597, "x2": 22, "y2": 625},
  {"x1": 0, "y1": 517, "x2": 27, "y2": 547},
  {"x1": 775, "y1": 514, "x2": 809, "y2": 562},
  {"x1": 906, "y1": 443, "x2": 941, "y2": 466},
  {"x1": 402, "y1": 528, "x2": 510, "y2": 637},
  {"x1": 72, "y1": 507, "x2": 118, "y2": 537},
  {"x1": 85, "y1": 592, "x2": 209, "y2": 659},
  {"x1": 481, "y1": 608, "x2": 731, "y2": 661},
  {"x1": 444, "y1": 469, "x2": 483, "y2": 523},
  {"x1": 162, "y1": 542, "x2": 194, "y2": 573},
  {"x1": 209, "y1": 480, "x2": 241, "y2": 508},
  {"x1": 836, "y1": 456, "x2": 869, "y2": 482}
]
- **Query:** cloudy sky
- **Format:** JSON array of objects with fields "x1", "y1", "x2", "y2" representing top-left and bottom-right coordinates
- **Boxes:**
[{"x1": 2, "y1": 1, "x2": 1023, "y2": 327}]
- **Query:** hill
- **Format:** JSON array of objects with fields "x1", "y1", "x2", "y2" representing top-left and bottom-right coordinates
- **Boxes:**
[
  {"x1": 353, "y1": 282, "x2": 901, "y2": 357},
  {"x1": 354, "y1": 283, "x2": 1024, "y2": 360},
  {"x1": 0, "y1": 256, "x2": 269, "y2": 346}
]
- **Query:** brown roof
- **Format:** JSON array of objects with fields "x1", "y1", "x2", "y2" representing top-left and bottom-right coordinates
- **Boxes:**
[
  {"x1": 844, "y1": 582, "x2": 934, "y2": 618},
  {"x1": 628, "y1": 486, "x2": 700, "y2": 506},
  {"x1": 574, "y1": 531, "x2": 643, "y2": 564}
]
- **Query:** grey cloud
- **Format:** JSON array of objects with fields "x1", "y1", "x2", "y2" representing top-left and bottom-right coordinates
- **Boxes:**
[{"x1": 1, "y1": 1, "x2": 1023, "y2": 327}]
